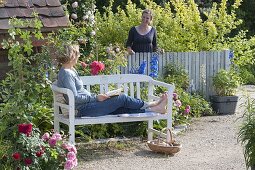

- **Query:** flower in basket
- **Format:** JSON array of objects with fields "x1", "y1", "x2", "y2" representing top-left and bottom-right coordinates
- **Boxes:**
[
  {"x1": 5, "y1": 123, "x2": 78, "y2": 170},
  {"x1": 90, "y1": 61, "x2": 105, "y2": 75}
]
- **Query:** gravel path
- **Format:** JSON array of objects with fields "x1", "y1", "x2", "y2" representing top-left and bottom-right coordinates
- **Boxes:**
[{"x1": 74, "y1": 86, "x2": 255, "y2": 170}]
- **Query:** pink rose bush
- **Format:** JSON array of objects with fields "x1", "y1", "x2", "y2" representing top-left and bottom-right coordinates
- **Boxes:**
[
  {"x1": 4, "y1": 123, "x2": 78, "y2": 170},
  {"x1": 172, "y1": 92, "x2": 191, "y2": 126}
]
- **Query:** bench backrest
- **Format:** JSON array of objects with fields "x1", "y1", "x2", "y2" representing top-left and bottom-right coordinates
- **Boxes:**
[{"x1": 80, "y1": 74, "x2": 153, "y2": 100}]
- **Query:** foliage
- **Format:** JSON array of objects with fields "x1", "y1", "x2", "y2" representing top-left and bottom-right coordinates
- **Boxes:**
[
  {"x1": 238, "y1": 95, "x2": 255, "y2": 168},
  {"x1": 164, "y1": 64, "x2": 190, "y2": 90},
  {"x1": 0, "y1": 16, "x2": 54, "y2": 141},
  {"x1": 0, "y1": 123, "x2": 78, "y2": 170},
  {"x1": 238, "y1": 65, "x2": 255, "y2": 85},
  {"x1": 212, "y1": 69, "x2": 240, "y2": 96}
]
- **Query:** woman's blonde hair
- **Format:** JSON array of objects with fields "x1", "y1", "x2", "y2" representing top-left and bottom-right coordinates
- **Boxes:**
[
  {"x1": 142, "y1": 9, "x2": 153, "y2": 20},
  {"x1": 54, "y1": 44, "x2": 79, "y2": 64}
]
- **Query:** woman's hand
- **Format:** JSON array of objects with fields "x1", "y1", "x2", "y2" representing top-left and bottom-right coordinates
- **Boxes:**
[
  {"x1": 96, "y1": 94, "x2": 110, "y2": 101},
  {"x1": 127, "y1": 47, "x2": 135, "y2": 55}
]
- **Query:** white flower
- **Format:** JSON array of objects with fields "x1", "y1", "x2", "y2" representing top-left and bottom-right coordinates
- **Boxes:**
[
  {"x1": 87, "y1": 11, "x2": 92, "y2": 15},
  {"x1": 115, "y1": 48, "x2": 120, "y2": 53},
  {"x1": 72, "y1": 1, "x2": 78, "y2": 8},
  {"x1": 106, "y1": 47, "x2": 111, "y2": 53},
  {"x1": 89, "y1": 15, "x2": 95, "y2": 21},
  {"x1": 82, "y1": 15, "x2": 89, "y2": 20},
  {"x1": 71, "y1": 13, "x2": 78, "y2": 20},
  {"x1": 90, "y1": 31, "x2": 96, "y2": 36},
  {"x1": 92, "y1": 4, "x2": 97, "y2": 10}
]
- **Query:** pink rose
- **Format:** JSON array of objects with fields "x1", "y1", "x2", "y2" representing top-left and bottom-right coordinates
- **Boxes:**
[
  {"x1": 173, "y1": 93, "x2": 178, "y2": 101},
  {"x1": 64, "y1": 160, "x2": 75, "y2": 170},
  {"x1": 183, "y1": 105, "x2": 191, "y2": 115},
  {"x1": 175, "y1": 100, "x2": 182, "y2": 108},
  {"x1": 73, "y1": 158, "x2": 78, "y2": 167},
  {"x1": 67, "y1": 151, "x2": 76, "y2": 161},
  {"x1": 68, "y1": 145, "x2": 77, "y2": 154},
  {"x1": 42, "y1": 132, "x2": 50, "y2": 141},
  {"x1": 81, "y1": 62, "x2": 88, "y2": 68},
  {"x1": 52, "y1": 133, "x2": 62, "y2": 141},
  {"x1": 48, "y1": 137, "x2": 57, "y2": 147},
  {"x1": 62, "y1": 143, "x2": 69, "y2": 150}
]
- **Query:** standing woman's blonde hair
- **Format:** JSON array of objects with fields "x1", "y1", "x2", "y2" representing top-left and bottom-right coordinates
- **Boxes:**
[{"x1": 142, "y1": 9, "x2": 153, "y2": 20}]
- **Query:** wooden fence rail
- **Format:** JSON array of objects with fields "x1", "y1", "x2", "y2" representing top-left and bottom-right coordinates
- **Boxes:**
[{"x1": 120, "y1": 50, "x2": 231, "y2": 100}]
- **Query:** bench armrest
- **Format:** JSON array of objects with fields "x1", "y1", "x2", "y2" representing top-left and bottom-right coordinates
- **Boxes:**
[{"x1": 51, "y1": 83, "x2": 76, "y2": 121}]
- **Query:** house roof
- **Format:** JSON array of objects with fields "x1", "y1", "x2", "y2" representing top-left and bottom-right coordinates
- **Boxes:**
[{"x1": 0, "y1": 0, "x2": 70, "y2": 33}]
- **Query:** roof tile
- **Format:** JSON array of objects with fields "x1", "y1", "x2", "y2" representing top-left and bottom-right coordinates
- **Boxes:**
[
  {"x1": 32, "y1": 0, "x2": 46, "y2": 7},
  {"x1": 0, "y1": 19, "x2": 10, "y2": 29},
  {"x1": 27, "y1": 0, "x2": 34, "y2": 7},
  {"x1": 20, "y1": 8, "x2": 34, "y2": 17},
  {"x1": 35, "y1": 7, "x2": 51, "y2": 16},
  {"x1": 55, "y1": 16, "x2": 70, "y2": 27},
  {"x1": 17, "y1": 0, "x2": 30, "y2": 7},
  {"x1": 49, "y1": 6, "x2": 65, "y2": 17},
  {"x1": 40, "y1": 16, "x2": 58, "y2": 27},
  {"x1": 5, "y1": 0, "x2": 19, "y2": 7},
  {"x1": 6, "y1": 8, "x2": 23, "y2": 17},
  {"x1": 45, "y1": 0, "x2": 61, "y2": 7},
  {"x1": 0, "y1": 8, "x2": 8, "y2": 18}
]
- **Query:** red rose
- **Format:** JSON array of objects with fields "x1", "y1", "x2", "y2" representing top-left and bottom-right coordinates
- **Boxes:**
[
  {"x1": 12, "y1": 152, "x2": 21, "y2": 160},
  {"x1": 98, "y1": 62, "x2": 105, "y2": 70},
  {"x1": 90, "y1": 68, "x2": 99, "y2": 75},
  {"x1": 90, "y1": 61, "x2": 105, "y2": 75},
  {"x1": 24, "y1": 158, "x2": 32, "y2": 166},
  {"x1": 18, "y1": 123, "x2": 32, "y2": 136}
]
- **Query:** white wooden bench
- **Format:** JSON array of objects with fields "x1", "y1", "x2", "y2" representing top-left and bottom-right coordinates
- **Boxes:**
[{"x1": 51, "y1": 74, "x2": 175, "y2": 144}]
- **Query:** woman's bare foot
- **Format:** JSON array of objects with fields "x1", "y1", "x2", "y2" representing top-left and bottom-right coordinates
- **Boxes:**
[
  {"x1": 149, "y1": 95, "x2": 168, "y2": 114},
  {"x1": 148, "y1": 93, "x2": 167, "y2": 107}
]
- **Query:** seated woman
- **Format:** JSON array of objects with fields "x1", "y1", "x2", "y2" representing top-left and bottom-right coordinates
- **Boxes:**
[{"x1": 56, "y1": 44, "x2": 167, "y2": 117}]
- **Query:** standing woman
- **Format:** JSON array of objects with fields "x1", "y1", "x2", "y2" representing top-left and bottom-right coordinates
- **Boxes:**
[{"x1": 126, "y1": 9, "x2": 158, "y2": 55}]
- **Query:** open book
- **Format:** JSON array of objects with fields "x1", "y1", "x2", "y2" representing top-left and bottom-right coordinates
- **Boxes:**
[{"x1": 105, "y1": 88, "x2": 123, "y2": 97}]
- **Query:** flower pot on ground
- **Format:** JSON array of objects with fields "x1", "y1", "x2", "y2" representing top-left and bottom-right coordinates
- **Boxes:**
[{"x1": 210, "y1": 69, "x2": 240, "y2": 114}]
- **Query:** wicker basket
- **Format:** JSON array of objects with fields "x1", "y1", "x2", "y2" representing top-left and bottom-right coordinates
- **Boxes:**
[{"x1": 147, "y1": 128, "x2": 181, "y2": 155}]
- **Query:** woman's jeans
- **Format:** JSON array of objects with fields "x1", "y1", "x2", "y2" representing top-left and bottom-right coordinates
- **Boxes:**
[{"x1": 77, "y1": 94, "x2": 145, "y2": 117}]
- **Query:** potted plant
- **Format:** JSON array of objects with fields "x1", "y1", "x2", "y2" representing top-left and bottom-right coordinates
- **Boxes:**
[
  {"x1": 238, "y1": 96, "x2": 255, "y2": 170},
  {"x1": 210, "y1": 69, "x2": 240, "y2": 114}
]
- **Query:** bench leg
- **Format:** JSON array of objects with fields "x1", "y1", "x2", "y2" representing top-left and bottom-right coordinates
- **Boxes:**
[
  {"x1": 148, "y1": 120, "x2": 153, "y2": 141},
  {"x1": 54, "y1": 117, "x2": 60, "y2": 132},
  {"x1": 69, "y1": 124, "x2": 75, "y2": 144}
]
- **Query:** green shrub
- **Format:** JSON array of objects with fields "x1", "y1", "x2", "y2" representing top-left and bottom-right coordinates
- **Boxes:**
[
  {"x1": 164, "y1": 64, "x2": 190, "y2": 90},
  {"x1": 212, "y1": 69, "x2": 240, "y2": 96},
  {"x1": 238, "y1": 95, "x2": 255, "y2": 168}
]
